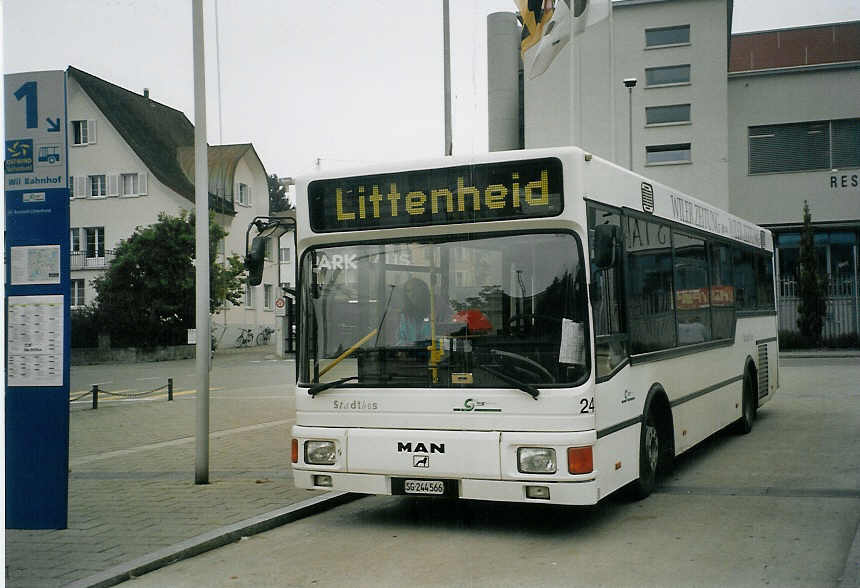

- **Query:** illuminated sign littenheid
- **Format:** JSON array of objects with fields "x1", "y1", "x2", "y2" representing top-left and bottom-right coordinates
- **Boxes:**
[{"x1": 307, "y1": 157, "x2": 563, "y2": 232}]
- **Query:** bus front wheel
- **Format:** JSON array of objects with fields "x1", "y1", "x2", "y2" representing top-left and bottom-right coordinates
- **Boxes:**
[{"x1": 629, "y1": 406, "x2": 662, "y2": 500}]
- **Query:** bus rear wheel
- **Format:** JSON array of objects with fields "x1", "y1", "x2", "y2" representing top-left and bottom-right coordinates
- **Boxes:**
[{"x1": 736, "y1": 369, "x2": 757, "y2": 434}]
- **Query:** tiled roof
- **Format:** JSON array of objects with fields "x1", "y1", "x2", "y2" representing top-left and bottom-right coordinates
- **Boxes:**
[{"x1": 67, "y1": 66, "x2": 256, "y2": 214}]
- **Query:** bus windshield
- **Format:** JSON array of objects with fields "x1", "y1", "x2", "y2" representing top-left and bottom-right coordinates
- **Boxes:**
[{"x1": 299, "y1": 232, "x2": 589, "y2": 390}]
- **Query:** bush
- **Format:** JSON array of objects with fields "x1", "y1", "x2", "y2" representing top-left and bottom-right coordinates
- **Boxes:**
[
  {"x1": 71, "y1": 306, "x2": 100, "y2": 348},
  {"x1": 779, "y1": 330, "x2": 860, "y2": 350}
]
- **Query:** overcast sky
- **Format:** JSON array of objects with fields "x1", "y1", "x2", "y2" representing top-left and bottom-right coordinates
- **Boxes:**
[{"x1": 4, "y1": 0, "x2": 860, "y2": 180}]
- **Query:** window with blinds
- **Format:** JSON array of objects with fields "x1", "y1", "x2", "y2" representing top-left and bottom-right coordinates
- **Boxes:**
[
  {"x1": 749, "y1": 118, "x2": 859, "y2": 174},
  {"x1": 645, "y1": 25, "x2": 690, "y2": 48}
]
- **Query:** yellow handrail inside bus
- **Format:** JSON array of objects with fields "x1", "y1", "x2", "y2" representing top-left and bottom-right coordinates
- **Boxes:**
[{"x1": 318, "y1": 328, "x2": 378, "y2": 378}]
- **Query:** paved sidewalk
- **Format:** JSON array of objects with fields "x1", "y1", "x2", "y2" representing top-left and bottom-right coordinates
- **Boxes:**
[{"x1": 5, "y1": 347, "x2": 341, "y2": 588}]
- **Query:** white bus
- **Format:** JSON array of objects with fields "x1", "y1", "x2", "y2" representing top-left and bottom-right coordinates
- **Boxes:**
[{"x1": 254, "y1": 147, "x2": 777, "y2": 505}]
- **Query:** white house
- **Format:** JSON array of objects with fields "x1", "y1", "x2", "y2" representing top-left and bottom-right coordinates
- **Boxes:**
[{"x1": 66, "y1": 66, "x2": 278, "y2": 347}]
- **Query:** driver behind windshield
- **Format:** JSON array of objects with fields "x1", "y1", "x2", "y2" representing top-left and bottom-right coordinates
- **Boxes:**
[{"x1": 397, "y1": 277, "x2": 432, "y2": 345}]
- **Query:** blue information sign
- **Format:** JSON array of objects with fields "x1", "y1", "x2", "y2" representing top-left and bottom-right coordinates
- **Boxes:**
[{"x1": 5, "y1": 71, "x2": 70, "y2": 529}]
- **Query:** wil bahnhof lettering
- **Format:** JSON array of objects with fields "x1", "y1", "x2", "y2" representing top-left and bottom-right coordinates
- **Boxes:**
[{"x1": 308, "y1": 158, "x2": 563, "y2": 232}]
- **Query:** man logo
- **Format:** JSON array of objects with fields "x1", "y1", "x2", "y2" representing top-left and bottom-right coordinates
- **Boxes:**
[{"x1": 413, "y1": 455, "x2": 430, "y2": 468}]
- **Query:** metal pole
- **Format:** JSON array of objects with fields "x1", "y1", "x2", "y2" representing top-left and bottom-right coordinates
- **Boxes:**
[
  {"x1": 443, "y1": 0, "x2": 452, "y2": 156},
  {"x1": 91, "y1": 385, "x2": 98, "y2": 410},
  {"x1": 627, "y1": 86, "x2": 633, "y2": 171},
  {"x1": 192, "y1": 0, "x2": 211, "y2": 485}
]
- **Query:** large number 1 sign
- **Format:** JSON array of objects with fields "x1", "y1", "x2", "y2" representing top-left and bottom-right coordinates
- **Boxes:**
[{"x1": 4, "y1": 70, "x2": 71, "y2": 529}]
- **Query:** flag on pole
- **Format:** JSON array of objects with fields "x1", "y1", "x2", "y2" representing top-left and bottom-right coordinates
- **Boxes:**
[{"x1": 522, "y1": 0, "x2": 611, "y2": 79}]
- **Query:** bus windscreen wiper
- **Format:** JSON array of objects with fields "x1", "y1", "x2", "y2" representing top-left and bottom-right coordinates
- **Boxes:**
[
  {"x1": 308, "y1": 376, "x2": 359, "y2": 397},
  {"x1": 477, "y1": 365, "x2": 539, "y2": 400}
]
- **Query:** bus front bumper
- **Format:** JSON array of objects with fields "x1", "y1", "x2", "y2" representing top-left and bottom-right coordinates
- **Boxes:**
[{"x1": 293, "y1": 470, "x2": 600, "y2": 505}]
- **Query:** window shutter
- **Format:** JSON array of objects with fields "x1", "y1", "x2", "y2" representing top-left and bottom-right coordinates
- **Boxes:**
[
  {"x1": 247, "y1": 185, "x2": 252, "y2": 205},
  {"x1": 75, "y1": 176, "x2": 87, "y2": 197},
  {"x1": 88, "y1": 120, "x2": 97, "y2": 144},
  {"x1": 749, "y1": 121, "x2": 829, "y2": 174},
  {"x1": 108, "y1": 174, "x2": 120, "y2": 196},
  {"x1": 138, "y1": 172, "x2": 148, "y2": 195},
  {"x1": 235, "y1": 182, "x2": 241, "y2": 205},
  {"x1": 832, "y1": 118, "x2": 860, "y2": 169},
  {"x1": 69, "y1": 176, "x2": 74, "y2": 197}
]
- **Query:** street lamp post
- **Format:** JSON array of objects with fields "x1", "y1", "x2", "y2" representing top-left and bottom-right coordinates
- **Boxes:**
[{"x1": 623, "y1": 78, "x2": 637, "y2": 171}]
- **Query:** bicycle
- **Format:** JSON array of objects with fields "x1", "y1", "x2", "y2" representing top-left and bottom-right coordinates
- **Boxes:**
[
  {"x1": 256, "y1": 326, "x2": 275, "y2": 346},
  {"x1": 235, "y1": 328, "x2": 255, "y2": 347}
]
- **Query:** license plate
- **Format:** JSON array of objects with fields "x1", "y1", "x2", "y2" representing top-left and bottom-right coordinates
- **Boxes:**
[{"x1": 404, "y1": 479, "x2": 445, "y2": 495}]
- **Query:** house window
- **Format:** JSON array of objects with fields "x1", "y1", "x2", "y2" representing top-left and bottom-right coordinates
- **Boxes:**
[
  {"x1": 645, "y1": 25, "x2": 690, "y2": 48},
  {"x1": 749, "y1": 118, "x2": 860, "y2": 174},
  {"x1": 279, "y1": 247, "x2": 291, "y2": 263},
  {"x1": 72, "y1": 120, "x2": 96, "y2": 145},
  {"x1": 121, "y1": 173, "x2": 139, "y2": 196},
  {"x1": 264, "y1": 237, "x2": 274, "y2": 261},
  {"x1": 645, "y1": 64, "x2": 690, "y2": 87},
  {"x1": 89, "y1": 175, "x2": 107, "y2": 197},
  {"x1": 646, "y1": 143, "x2": 691, "y2": 165},
  {"x1": 264, "y1": 284, "x2": 274, "y2": 309},
  {"x1": 71, "y1": 279, "x2": 85, "y2": 308},
  {"x1": 70, "y1": 228, "x2": 81, "y2": 251},
  {"x1": 238, "y1": 183, "x2": 251, "y2": 206},
  {"x1": 245, "y1": 284, "x2": 256, "y2": 308},
  {"x1": 646, "y1": 104, "x2": 691, "y2": 125},
  {"x1": 85, "y1": 227, "x2": 105, "y2": 258}
]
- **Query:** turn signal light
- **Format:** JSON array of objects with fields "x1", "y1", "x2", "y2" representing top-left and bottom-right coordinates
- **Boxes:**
[
  {"x1": 567, "y1": 446, "x2": 593, "y2": 474},
  {"x1": 291, "y1": 438, "x2": 298, "y2": 463}
]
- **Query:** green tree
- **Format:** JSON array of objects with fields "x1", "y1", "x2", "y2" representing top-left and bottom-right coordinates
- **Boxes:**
[
  {"x1": 268, "y1": 174, "x2": 294, "y2": 214},
  {"x1": 796, "y1": 200, "x2": 826, "y2": 346},
  {"x1": 92, "y1": 211, "x2": 246, "y2": 347}
]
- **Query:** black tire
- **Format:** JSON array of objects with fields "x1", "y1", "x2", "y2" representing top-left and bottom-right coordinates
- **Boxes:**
[
  {"x1": 630, "y1": 407, "x2": 661, "y2": 500},
  {"x1": 256, "y1": 333, "x2": 266, "y2": 345},
  {"x1": 736, "y1": 369, "x2": 756, "y2": 434}
]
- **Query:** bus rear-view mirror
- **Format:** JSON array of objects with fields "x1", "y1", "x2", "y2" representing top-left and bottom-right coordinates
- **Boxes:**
[
  {"x1": 245, "y1": 236, "x2": 266, "y2": 286},
  {"x1": 594, "y1": 224, "x2": 619, "y2": 269}
]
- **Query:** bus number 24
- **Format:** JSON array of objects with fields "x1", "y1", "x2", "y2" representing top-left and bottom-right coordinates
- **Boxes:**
[{"x1": 579, "y1": 397, "x2": 594, "y2": 414}]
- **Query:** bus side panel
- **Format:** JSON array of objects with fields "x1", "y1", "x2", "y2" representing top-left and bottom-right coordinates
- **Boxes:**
[
  {"x1": 672, "y1": 377, "x2": 743, "y2": 453},
  {"x1": 595, "y1": 424, "x2": 640, "y2": 499}
]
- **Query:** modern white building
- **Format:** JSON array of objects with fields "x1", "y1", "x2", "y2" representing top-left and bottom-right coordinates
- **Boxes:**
[
  {"x1": 488, "y1": 2, "x2": 860, "y2": 341},
  {"x1": 727, "y1": 22, "x2": 860, "y2": 339},
  {"x1": 66, "y1": 66, "x2": 278, "y2": 347}
]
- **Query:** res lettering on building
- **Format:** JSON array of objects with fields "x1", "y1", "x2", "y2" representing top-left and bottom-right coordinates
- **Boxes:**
[{"x1": 307, "y1": 158, "x2": 564, "y2": 232}]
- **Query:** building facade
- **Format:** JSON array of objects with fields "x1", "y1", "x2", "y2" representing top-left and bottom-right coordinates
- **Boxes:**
[
  {"x1": 66, "y1": 66, "x2": 278, "y2": 347},
  {"x1": 727, "y1": 22, "x2": 860, "y2": 340},
  {"x1": 488, "y1": 3, "x2": 860, "y2": 341}
]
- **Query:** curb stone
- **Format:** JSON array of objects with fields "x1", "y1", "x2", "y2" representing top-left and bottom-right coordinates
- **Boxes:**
[{"x1": 64, "y1": 491, "x2": 362, "y2": 588}]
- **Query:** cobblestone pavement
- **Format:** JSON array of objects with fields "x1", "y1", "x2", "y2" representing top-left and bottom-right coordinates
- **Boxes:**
[{"x1": 5, "y1": 347, "x2": 322, "y2": 587}]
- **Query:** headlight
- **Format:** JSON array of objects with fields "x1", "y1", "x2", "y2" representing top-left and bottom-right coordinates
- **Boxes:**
[
  {"x1": 305, "y1": 440, "x2": 337, "y2": 465},
  {"x1": 517, "y1": 447, "x2": 557, "y2": 474}
]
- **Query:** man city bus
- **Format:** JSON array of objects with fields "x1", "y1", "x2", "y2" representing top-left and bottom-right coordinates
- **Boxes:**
[{"x1": 246, "y1": 147, "x2": 777, "y2": 504}]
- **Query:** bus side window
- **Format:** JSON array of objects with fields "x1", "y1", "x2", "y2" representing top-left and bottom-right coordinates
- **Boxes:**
[
  {"x1": 709, "y1": 242, "x2": 736, "y2": 340},
  {"x1": 587, "y1": 205, "x2": 627, "y2": 378}
]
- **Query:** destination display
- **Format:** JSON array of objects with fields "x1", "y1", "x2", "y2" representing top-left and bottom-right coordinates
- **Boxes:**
[{"x1": 308, "y1": 157, "x2": 563, "y2": 232}]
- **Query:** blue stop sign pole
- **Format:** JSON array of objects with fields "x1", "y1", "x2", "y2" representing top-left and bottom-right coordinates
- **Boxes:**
[{"x1": 5, "y1": 71, "x2": 71, "y2": 529}]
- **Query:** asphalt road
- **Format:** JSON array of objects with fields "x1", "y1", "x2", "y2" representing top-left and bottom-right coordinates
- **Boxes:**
[{"x1": 126, "y1": 357, "x2": 860, "y2": 588}]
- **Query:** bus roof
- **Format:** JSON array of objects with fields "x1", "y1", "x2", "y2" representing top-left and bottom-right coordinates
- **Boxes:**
[{"x1": 294, "y1": 147, "x2": 773, "y2": 252}]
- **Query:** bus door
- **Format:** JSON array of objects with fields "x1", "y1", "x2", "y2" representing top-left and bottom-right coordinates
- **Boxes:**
[{"x1": 587, "y1": 204, "x2": 628, "y2": 381}]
